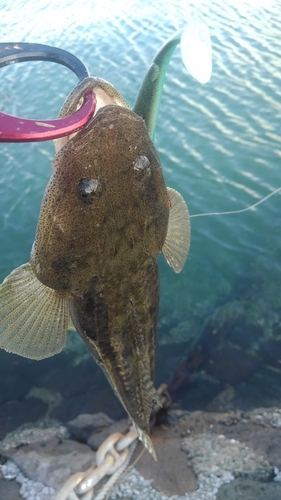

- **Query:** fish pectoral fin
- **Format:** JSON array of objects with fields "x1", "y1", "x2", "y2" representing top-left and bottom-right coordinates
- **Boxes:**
[
  {"x1": 162, "y1": 187, "x2": 191, "y2": 273},
  {"x1": 0, "y1": 263, "x2": 69, "y2": 360}
]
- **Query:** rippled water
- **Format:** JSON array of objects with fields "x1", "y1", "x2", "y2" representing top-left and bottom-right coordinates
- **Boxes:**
[{"x1": 1, "y1": 0, "x2": 281, "y2": 408}]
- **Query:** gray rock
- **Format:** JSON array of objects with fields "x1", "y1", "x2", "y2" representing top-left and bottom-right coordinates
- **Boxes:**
[
  {"x1": 11, "y1": 438, "x2": 96, "y2": 489},
  {"x1": 182, "y1": 433, "x2": 272, "y2": 481},
  {"x1": 67, "y1": 412, "x2": 115, "y2": 441},
  {"x1": 0, "y1": 423, "x2": 69, "y2": 451},
  {"x1": 216, "y1": 477, "x2": 281, "y2": 500},
  {"x1": 1, "y1": 459, "x2": 56, "y2": 500},
  {"x1": 250, "y1": 408, "x2": 281, "y2": 429},
  {"x1": 166, "y1": 409, "x2": 191, "y2": 425},
  {"x1": 0, "y1": 477, "x2": 21, "y2": 500}
]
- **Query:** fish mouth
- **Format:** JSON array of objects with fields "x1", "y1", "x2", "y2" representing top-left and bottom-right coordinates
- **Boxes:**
[
  {"x1": 53, "y1": 90, "x2": 99, "y2": 153},
  {"x1": 54, "y1": 78, "x2": 129, "y2": 153}
]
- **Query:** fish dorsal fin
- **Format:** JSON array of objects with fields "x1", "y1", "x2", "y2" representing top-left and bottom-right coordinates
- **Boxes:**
[
  {"x1": 162, "y1": 187, "x2": 191, "y2": 273},
  {"x1": 0, "y1": 263, "x2": 69, "y2": 360}
]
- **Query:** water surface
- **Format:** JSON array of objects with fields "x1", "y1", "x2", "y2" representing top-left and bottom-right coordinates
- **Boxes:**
[{"x1": 1, "y1": 0, "x2": 281, "y2": 415}]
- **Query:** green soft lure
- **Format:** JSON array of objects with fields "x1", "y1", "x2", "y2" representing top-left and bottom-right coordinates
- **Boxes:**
[{"x1": 134, "y1": 15, "x2": 212, "y2": 140}]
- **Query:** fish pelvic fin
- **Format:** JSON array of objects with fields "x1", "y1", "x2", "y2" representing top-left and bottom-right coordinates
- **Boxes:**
[
  {"x1": 162, "y1": 187, "x2": 191, "y2": 273},
  {"x1": 133, "y1": 422, "x2": 157, "y2": 461},
  {"x1": 0, "y1": 263, "x2": 69, "y2": 360}
]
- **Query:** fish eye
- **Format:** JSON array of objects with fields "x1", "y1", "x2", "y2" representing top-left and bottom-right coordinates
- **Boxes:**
[
  {"x1": 133, "y1": 155, "x2": 151, "y2": 178},
  {"x1": 78, "y1": 178, "x2": 101, "y2": 204}
]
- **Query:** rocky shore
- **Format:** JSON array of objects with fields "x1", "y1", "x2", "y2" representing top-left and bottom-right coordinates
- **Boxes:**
[{"x1": 0, "y1": 406, "x2": 281, "y2": 500}]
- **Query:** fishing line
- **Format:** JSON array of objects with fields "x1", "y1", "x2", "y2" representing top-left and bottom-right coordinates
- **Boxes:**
[
  {"x1": 175, "y1": 18, "x2": 280, "y2": 223},
  {"x1": 190, "y1": 185, "x2": 281, "y2": 219}
]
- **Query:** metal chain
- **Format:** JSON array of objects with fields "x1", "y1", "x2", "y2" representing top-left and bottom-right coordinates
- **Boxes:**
[
  {"x1": 55, "y1": 385, "x2": 172, "y2": 500},
  {"x1": 55, "y1": 427, "x2": 138, "y2": 500}
]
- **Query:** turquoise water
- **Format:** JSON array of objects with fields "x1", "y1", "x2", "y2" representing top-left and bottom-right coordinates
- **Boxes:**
[{"x1": 1, "y1": 1, "x2": 281, "y2": 397}]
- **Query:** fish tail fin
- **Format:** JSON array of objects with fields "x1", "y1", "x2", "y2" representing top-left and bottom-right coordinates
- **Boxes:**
[{"x1": 133, "y1": 423, "x2": 157, "y2": 460}]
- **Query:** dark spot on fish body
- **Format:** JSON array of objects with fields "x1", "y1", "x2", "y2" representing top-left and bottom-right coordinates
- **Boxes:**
[
  {"x1": 70, "y1": 279, "x2": 109, "y2": 345},
  {"x1": 49, "y1": 267, "x2": 69, "y2": 291}
]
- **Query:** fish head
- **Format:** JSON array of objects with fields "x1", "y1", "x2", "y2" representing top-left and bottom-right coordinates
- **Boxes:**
[{"x1": 31, "y1": 83, "x2": 170, "y2": 294}]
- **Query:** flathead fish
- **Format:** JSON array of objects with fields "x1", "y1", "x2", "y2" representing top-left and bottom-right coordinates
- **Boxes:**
[{"x1": 0, "y1": 77, "x2": 190, "y2": 457}]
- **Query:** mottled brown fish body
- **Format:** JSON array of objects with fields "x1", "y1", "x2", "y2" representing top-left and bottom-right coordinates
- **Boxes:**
[
  {"x1": 31, "y1": 105, "x2": 170, "y2": 446},
  {"x1": 69, "y1": 258, "x2": 159, "y2": 435}
]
